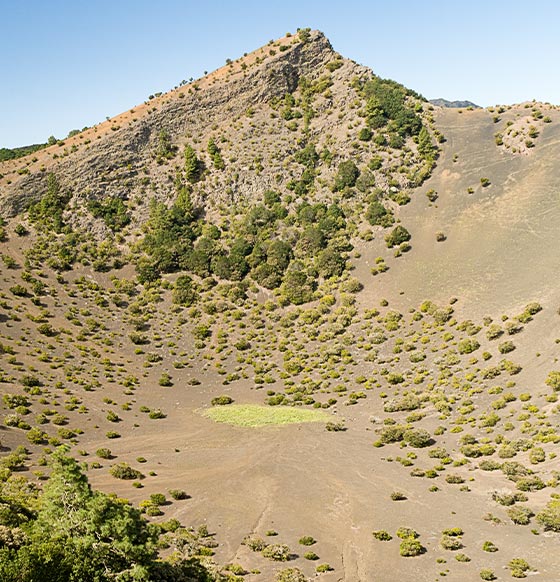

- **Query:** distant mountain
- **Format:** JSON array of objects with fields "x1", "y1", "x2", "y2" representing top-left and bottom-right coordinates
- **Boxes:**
[
  {"x1": 429, "y1": 98, "x2": 480, "y2": 108},
  {"x1": 0, "y1": 143, "x2": 47, "y2": 162}
]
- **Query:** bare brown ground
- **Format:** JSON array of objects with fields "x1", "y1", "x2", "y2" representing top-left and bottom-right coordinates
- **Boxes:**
[{"x1": 3, "y1": 105, "x2": 560, "y2": 581}]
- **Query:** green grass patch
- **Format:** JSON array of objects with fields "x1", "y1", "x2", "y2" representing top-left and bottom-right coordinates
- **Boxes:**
[{"x1": 200, "y1": 404, "x2": 332, "y2": 427}]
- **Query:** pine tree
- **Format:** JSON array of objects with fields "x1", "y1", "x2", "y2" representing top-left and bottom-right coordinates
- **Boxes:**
[
  {"x1": 184, "y1": 145, "x2": 200, "y2": 183},
  {"x1": 417, "y1": 127, "x2": 436, "y2": 161}
]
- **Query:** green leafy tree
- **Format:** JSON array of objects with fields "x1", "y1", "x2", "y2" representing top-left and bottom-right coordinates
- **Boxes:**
[
  {"x1": 156, "y1": 129, "x2": 176, "y2": 161},
  {"x1": 207, "y1": 138, "x2": 225, "y2": 170},
  {"x1": 0, "y1": 450, "x2": 212, "y2": 581},
  {"x1": 366, "y1": 201, "x2": 394, "y2": 227},
  {"x1": 88, "y1": 198, "x2": 130, "y2": 231},
  {"x1": 316, "y1": 247, "x2": 346, "y2": 278},
  {"x1": 184, "y1": 145, "x2": 201, "y2": 183},
  {"x1": 0, "y1": 450, "x2": 155, "y2": 581},
  {"x1": 333, "y1": 160, "x2": 360, "y2": 192},
  {"x1": 362, "y1": 76, "x2": 422, "y2": 136},
  {"x1": 281, "y1": 270, "x2": 315, "y2": 305},
  {"x1": 417, "y1": 127, "x2": 436, "y2": 161},
  {"x1": 28, "y1": 173, "x2": 70, "y2": 233},
  {"x1": 172, "y1": 275, "x2": 197, "y2": 306}
]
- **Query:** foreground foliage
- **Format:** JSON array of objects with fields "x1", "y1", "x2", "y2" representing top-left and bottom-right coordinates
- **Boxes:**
[{"x1": 0, "y1": 448, "x2": 212, "y2": 581}]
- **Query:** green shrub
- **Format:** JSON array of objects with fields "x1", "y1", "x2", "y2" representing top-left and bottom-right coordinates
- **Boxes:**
[
  {"x1": 482, "y1": 541, "x2": 498, "y2": 552},
  {"x1": 169, "y1": 489, "x2": 189, "y2": 500},
  {"x1": 516, "y1": 476, "x2": 545, "y2": 492},
  {"x1": 110, "y1": 463, "x2": 144, "y2": 480},
  {"x1": 211, "y1": 395, "x2": 233, "y2": 406},
  {"x1": 508, "y1": 558, "x2": 531, "y2": 578},
  {"x1": 298, "y1": 536, "x2": 316, "y2": 546},
  {"x1": 403, "y1": 428, "x2": 432, "y2": 448},
  {"x1": 242, "y1": 535, "x2": 267, "y2": 551},
  {"x1": 3, "y1": 394, "x2": 30, "y2": 409},
  {"x1": 379, "y1": 425, "x2": 406, "y2": 443},
  {"x1": 442, "y1": 527, "x2": 463, "y2": 537},
  {"x1": 275, "y1": 568, "x2": 306, "y2": 582},
  {"x1": 536, "y1": 499, "x2": 560, "y2": 531},
  {"x1": 529, "y1": 447, "x2": 545, "y2": 464},
  {"x1": 384, "y1": 394, "x2": 421, "y2": 412},
  {"x1": 129, "y1": 332, "x2": 149, "y2": 345},
  {"x1": 479, "y1": 569, "x2": 496, "y2": 581},
  {"x1": 486, "y1": 324, "x2": 503, "y2": 340},
  {"x1": 106, "y1": 410, "x2": 120, "y2": 423},
  {"x1": 148, "y1": 409, "x2": 166, "y2": 419},
  {"x1": 325, "y1": 421, "x2": 346, "y2": 432},
  {"x1": 396, "y1": 527, "x2": 418, "y2": 539},
  {"x1": 385, "y1": 225, "x2": 411, "y2": 248},
  {"x1": 507, "y1": 506, "x2": 533, "y2": 525},
  {"x1": 262, "y1": 544, "x2": 290, "y2": 561},
  {"x1": 158, "y1": 373, "x2": 173, "y2": 387},
  {"x1": 399, "y1": 539, "x2": 424, "y2": 557},
  {"x1": 445, "y1": 475, "x2": 465, "y2": 484},
  {"x1": 498, "y1": 340, "x2": 515, "y2": 354},
  {"x1": 440, "y1": 535, "x2": 462, "y2": 550},
  {"x1": 149, "y1": 493, "x2": 167, "y2": 506},
  {"x1": 372, "y1": 530, "x2": 392, "y2": 541},
  {"x1": 545, "y1": 371, "x2": 560, "y2": 391},
  {"x1": 27, "y1": 427, "x2": 48, "y2": 444},
  {"x1": 37, "y1": 323, "x2": 57, "y2": 336},
  {"x1": 316, "y1": 563, "x2": 333, "y2": 573},
  {"x1": 457, "y1": 338, "x2": 480, "y2": 354}
]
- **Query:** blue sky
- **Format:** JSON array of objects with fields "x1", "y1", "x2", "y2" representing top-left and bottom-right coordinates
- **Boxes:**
[{"x1": 1, "y1": 0, "x2": 559, "y2": 148}]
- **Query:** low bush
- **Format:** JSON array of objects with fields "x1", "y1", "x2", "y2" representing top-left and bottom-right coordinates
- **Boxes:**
[
  {"x1": 372, "y1": 530, "x2": 392, "y2": 541},
  {"x1": 262, "y1": 544, "x2": 290, "y2": 561},
  {"x1": 399, "y1": 539, "x2": 424, "y2": 557},
  {"x1": 211, "y1": 395, "x2": 233, "y2": 406},
  {"x1": 537, "y1": 499, "x2": 560, "y2": 531},
  {"x1": 110, "y1": 463, "x2": 144, "y2": 480}
]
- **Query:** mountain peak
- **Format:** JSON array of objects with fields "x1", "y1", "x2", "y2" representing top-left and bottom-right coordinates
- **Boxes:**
[
  {"x1": 0, "y1": 29, "x2": 345, "y2": 218},
  {"x1": 429, "y1": 98, "x2": 480, "y2": 109}
]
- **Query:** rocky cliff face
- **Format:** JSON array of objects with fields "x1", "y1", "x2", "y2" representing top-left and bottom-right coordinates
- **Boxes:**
[{"x1": 0, "y1": 31, "x2": 342, "y2": 219}]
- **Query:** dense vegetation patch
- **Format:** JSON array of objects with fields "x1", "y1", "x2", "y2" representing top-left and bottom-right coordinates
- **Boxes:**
[{"x1": 200, "y1": 404, "x2": 332, "y2": 427}]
